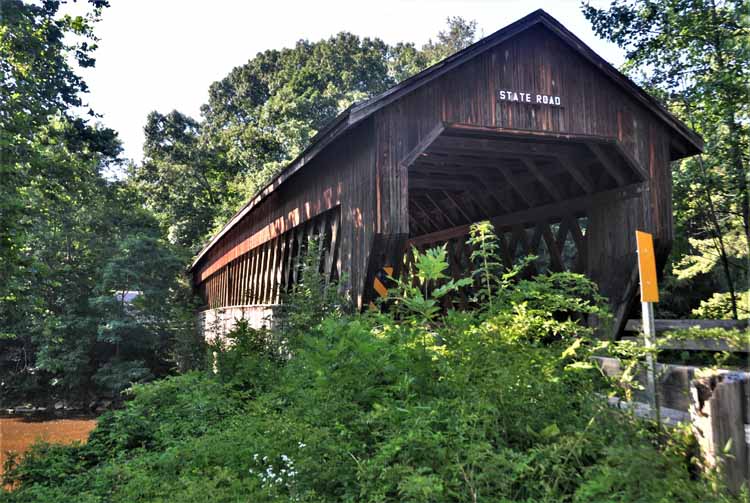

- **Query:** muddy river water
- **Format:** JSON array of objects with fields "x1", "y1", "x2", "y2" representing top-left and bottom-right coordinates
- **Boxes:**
[{"x1": 0, "y1": 416, "x2": 97, "y2": 479}]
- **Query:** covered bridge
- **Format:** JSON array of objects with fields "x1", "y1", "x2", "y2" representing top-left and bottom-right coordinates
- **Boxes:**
[{"x1": 189, "y1": 9, "x2": 702, "y2": 334}]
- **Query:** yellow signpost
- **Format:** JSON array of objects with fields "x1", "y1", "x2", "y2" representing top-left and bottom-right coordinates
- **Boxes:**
[
  {"x1": 636, "y1": 230, "x2": 661, "y2": 428},
  {"x1": 636, "y1": 231, "x2": 659, "y2": 302}
]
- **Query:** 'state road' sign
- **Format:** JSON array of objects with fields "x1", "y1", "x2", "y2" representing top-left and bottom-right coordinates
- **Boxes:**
[{"x1": 497, "y1": 89, "x2": 561, "y2": 106}]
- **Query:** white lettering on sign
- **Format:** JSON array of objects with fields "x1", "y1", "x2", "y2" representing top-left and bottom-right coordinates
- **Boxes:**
[{"x1": 497, "y1": 89, "x2": 561, "y2": 106}]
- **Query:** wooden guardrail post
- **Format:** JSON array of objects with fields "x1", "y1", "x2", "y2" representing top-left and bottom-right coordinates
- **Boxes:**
[{"x1": 690, "y1": 373, "x2": 749, "y2": 494}]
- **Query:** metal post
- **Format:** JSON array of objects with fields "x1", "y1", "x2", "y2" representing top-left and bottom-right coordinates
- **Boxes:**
[{"x1": 642, "y1": 300, "x2": 661, "y2": 429}]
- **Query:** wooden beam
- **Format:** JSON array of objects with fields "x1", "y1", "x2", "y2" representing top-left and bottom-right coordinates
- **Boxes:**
[
  {"x1": 432, "y1": 135, "x2": 584, "y2": 159},
  {"x1": 325, "y1": 211, "x2": 340, "y2": 286},
  {"x1": 509, "y1": 224, "x2": 531, "y2": 261},
  {"x1": 625, "y1": 319, "x2": 749, "y2": 332},
  {"x1": 467, "y1": 190, "x2": 505, "y2": 217},
  {"x1": 425, "y1": 193, "x2": 457, "y2": 227},
  {"x1": 399, "y1": 122, "x2": 446, "y2": 169},
  {"x1": 408, "y1": 224, "x2": 471, "y2": 247},
  {"x1": 558, "y1": 156, "x2": 594, "y2": 194},
  {"x1": 442, "y1": 190, "x2": 474, "y2": 223},
  {"x1": 589, "y1": 143, "x2": 627, "y2": 186},
  {"x1": 612, "y1": 141, "x2": 650, "y2": 182},
  {"x1": 494, "y1": 166, "x2": 534, "y2": 207},
  {"x1": 409, "y1": 215, "x2": 429, "y2": 235},
  {"x1": 411, "y1": 199, "x2": 442, "y2": 231},
  {"x1": 568, "y1": 217, "x2": 587, "y2": 273},
  {"x1": 542, "y1": 224, "x2": 564, "y2": 272},
  {"x1": 408, "y1": 183, "x2": 644, "y2": 247},
  {"x1": 520, "y1": 157, "x2": 563, "y2": 201},
  {"x1": 528, "y1": 224, "x2": 544, "y2": 256},
  {"x1": 409, "y1": 174, "x2": 481, "y2": 192}
]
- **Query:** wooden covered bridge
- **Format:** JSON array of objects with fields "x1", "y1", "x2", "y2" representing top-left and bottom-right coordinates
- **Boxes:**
[{"x1": 189, "y1": 9, "x2": 702, "y2": 334}]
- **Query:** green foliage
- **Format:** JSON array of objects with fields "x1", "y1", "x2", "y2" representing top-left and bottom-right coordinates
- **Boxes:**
[
  {"x1": 276, "y1": 237, "x2": 346, "y2": 345},
  {"x1": 467, "y1": 221, "x2": 504, "y2": 308},
  {"x1": 0, "y1": 1, "x2": 205, "y2": 405},
  {"x1": 132, "y1": 17, "x2": 479, "y2": 253},
  {"x1": 4, "y1": 247, "x2": 737, "y2": 502},
  {"x1": 420, "y1": 16, "x2": 478, "y2": 66},
  {"x1": 692, "y1": 290, "x2": 750, "y2": 320},
  {"x1": 389, "y1": 245, "x2": 472, "y2": 322}
]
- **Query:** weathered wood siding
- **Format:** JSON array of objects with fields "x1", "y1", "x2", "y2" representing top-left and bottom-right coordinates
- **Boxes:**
[
  {"x1": 193, "y1": 120, "x2": 378, "y2": 308},
  {"x1": 373, "y1": 24, "x2": 679, "y2": 319},
  {"x1": 192, "y1": 17, "x2": 695, "y2": 326}
]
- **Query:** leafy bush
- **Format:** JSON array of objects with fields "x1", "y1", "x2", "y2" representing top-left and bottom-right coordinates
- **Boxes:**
[
  {"x1": 692, "y1": 290, "x2": 750, "y2": 320},
  {"x1": 3, "y1": 225, "x2": 739, "y2": 502}
]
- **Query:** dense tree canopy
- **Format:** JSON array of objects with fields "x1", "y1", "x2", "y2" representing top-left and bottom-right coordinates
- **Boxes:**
[
  {"x1": 0, "y1": 7, "x2": 478, "y2": 405},
  {"x1": 0, "y1": 0, "x2": 198, "y2": 405},
  {"x1": 133, "y1": 21, "x2": 477, "y2": 253}
]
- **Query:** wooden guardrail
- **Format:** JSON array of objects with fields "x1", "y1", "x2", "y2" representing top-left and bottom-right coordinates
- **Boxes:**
[
  {"x1": 623, "y1": 318, "x2": 749, "y2": 353},
  {"x1": 617, "y1": 319, "x2": 749, "y2": 493},
  {"x1": 625, "y1": 318, "x2": 749, "y2": 332}
]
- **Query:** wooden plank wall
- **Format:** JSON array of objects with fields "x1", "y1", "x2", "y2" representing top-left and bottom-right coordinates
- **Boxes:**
[
  {"x1": 194, "y1": 120, "x2": 377, "y2": 309},
  {"x1": 195, "y1": 23, "x2": 684, "y2": 318},
  {"x1": 373, "y1": 24, "x2": 677, "y2": 322},
  {"x1": 200, "y1": 206, "x2": 342, "y2": 309}
]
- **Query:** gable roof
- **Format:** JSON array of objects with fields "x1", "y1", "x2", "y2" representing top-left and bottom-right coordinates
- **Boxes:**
[{"x1": 190, "y1": 8, "x2": 702, "y2": 272}]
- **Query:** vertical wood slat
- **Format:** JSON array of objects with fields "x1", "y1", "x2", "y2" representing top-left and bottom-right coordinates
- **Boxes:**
[
  {"x1": 273, "y1": 235, "x2": 283, "y2": 303},
  {"x1": 316, "y1": 213, "x2": 327, "y2": 272},
  {"x1": 219, "y1": 267, "x2": 225, "y2": 308},
  {"x1": 292, "y1": 223, "x2": 304, "y2": 286},
  {"x1": 226, "y1": 265, "x2": 230, "y2": 306},
  {"x1": 569, "y1": 217, "x2": 587, "y2": 273},
  {"x1": 268, "y1": 238, "x2": 276, "y2": 303},
  {"x1": 253, "y1": 245, "x2": 265, "y2": 304},
  {"x1": 326, "y1": 209, "x2": 340, "y2": 285},
  {"x1": 285, "y1": 227, "x2": 297, "y2": 291},
  {"x1": 216, "y1": 268, "x2": 221, "y2": 308},
  {"x1": 241, "y1": 253, "x2": 249, "y2": 304},
  {"x1": 261, "y1": 241, "x2": 271, "y2": 304},
  {"x1": 237, "y1": 259, "x2": 243, "y2": 304},
  {"x1": 244, "y1": 253, "x2": 251, "y2": 303},
  {"x1": 242, "y1": 251, "x2": 250, "y2": 305},
  {"x1": 250, "y1": 246, "x2": 259, "y2": 304},
  {"x1": 257, "y1": 242, "x2": 267, "y2": 304},
  {"x1": 237, "y1": 254, "x2": 247, "y2": 306},
  {"x1": 266, "y1": 240, "x2": 275, "y2": 303},
  {"x1": 230, "y1": 260, "x2": 237, "y2": 306},
  {"x1": 542, "y1": 224, "x2": 564, "y2": 272}
]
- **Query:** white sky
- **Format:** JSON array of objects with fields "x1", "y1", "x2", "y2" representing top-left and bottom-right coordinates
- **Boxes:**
[{"x1": 78, "y1": 0, "x2": 624, "y2": 162}]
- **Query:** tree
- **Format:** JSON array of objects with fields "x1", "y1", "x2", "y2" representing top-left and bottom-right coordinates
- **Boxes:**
[
  {"x1": 133, "y1": 18, "x2": 479, "y2": 253},
  {"x1": 0, "y1": 1, "x2": 203, "y2": 405},
  {"x1": 421, "y1": 16, "x2": 478, "y2": 65},
  {"x1": 133, "y1": 110, "x2": 226, "y2": 249},
  {"x1": 583, "y1": 0, "x2": 749, "y2": 318},
  {"x1": 1, "y1": 0, "x2": 111, "y2": 301}
]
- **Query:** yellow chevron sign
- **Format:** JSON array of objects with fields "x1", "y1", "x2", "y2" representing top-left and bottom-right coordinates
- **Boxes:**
[{"x1": 373, "y1": 266, "x2": 394, "y2": 298}]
